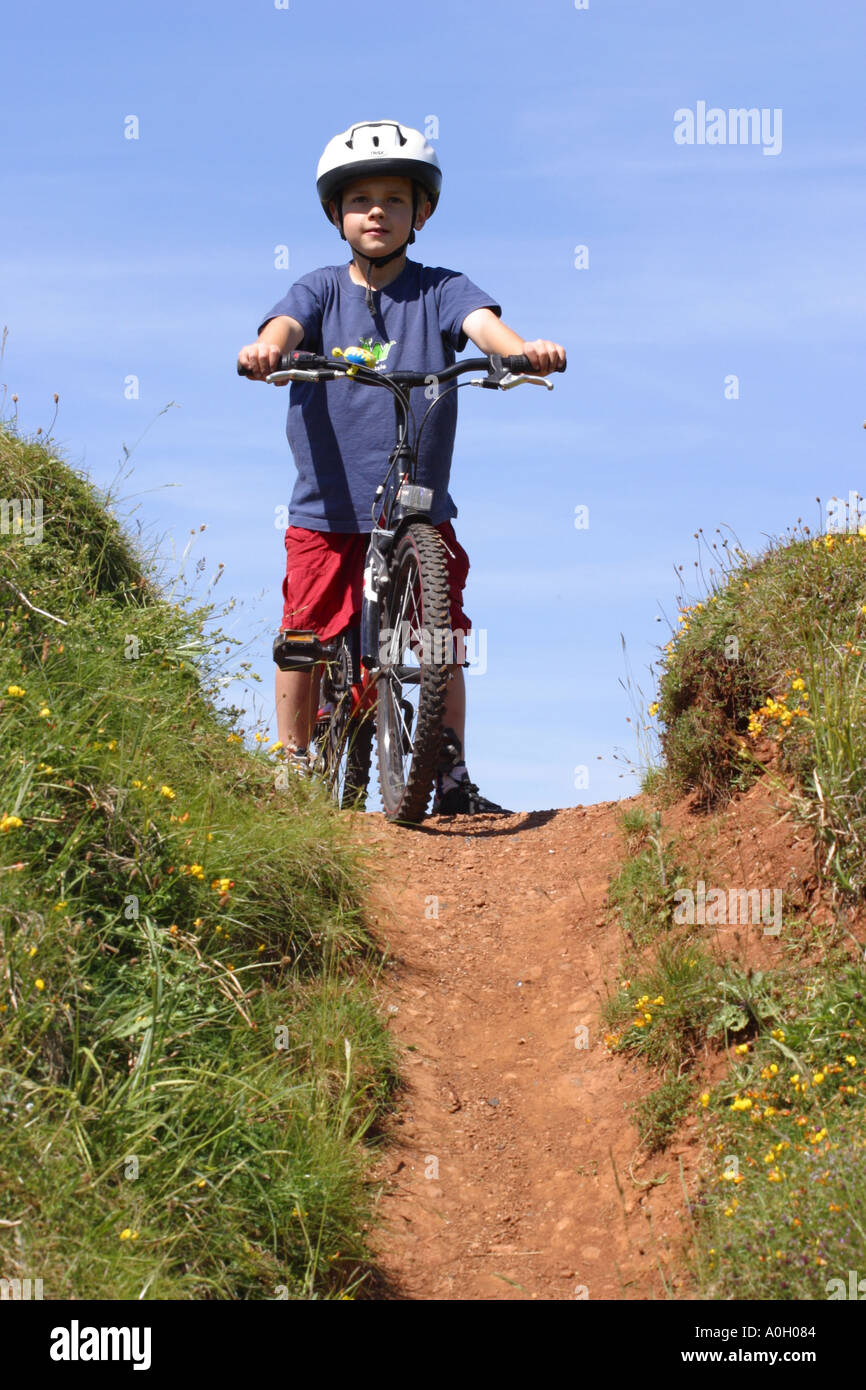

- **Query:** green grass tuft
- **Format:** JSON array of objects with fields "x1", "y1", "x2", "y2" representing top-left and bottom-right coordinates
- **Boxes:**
[{"x1": 608, "y1": 811, "x2": 685, "y2": 946}]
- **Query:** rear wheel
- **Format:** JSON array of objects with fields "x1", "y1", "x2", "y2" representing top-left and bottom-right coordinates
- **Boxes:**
[{"x1": 377, "y1": 522, "x2": 452, "y2": 823}]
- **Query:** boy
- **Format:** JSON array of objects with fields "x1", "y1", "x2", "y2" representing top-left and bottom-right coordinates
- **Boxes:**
[{"x1": 238, "y1": 119, "x2": 565, "y2": 815}]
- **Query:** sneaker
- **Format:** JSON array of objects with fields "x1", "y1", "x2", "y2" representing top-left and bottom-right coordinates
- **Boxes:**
[
  {"x1": 430, "y1": 725, "x2": 512, "y2": 816},
  {"x1": 281, "y1": 745, "x2": 313, "y2": 780},
  {"x1": 430, "y1": 778, "x2": 511, "y2": 816}
]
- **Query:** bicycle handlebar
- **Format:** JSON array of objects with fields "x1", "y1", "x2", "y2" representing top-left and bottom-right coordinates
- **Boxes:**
[{"x1": 237, "y1": 351, "x2": 566, "y2": 384}]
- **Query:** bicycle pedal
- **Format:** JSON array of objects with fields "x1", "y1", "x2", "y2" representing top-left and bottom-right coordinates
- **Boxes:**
[{"x1": 273, "y1": 630, "x2": 339, "y2": 672}]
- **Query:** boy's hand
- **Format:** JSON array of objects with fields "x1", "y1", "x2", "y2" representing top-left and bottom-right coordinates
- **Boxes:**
[
  {"x1": 237, "y1": 342, "x2": 289, "y2": 383},
  {"x1": 521, "y1": 339, "x2": 566, "y2": 375}
]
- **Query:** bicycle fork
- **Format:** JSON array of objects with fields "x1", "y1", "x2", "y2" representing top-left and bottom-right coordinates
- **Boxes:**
[{"x1": 360, "y1": 529, "x2": 392, "y2": 669}]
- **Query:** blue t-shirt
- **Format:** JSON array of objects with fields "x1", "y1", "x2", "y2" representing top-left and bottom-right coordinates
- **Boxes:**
[{"x1": 259, "y1": 259, "x2": 501, "y2": 532}]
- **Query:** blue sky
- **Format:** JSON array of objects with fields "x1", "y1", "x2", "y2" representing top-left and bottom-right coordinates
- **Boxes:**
[{"x1": 3, "y1": 0, "x2": 864, "y2": 813}]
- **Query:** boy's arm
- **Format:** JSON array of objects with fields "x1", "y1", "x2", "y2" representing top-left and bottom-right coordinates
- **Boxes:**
[
  {"x1": 461, "y1": 307, "x2": 566, "y2": 375},
  {"x1": 237, "y1": 315, "x2": 305, "y2": 382}
]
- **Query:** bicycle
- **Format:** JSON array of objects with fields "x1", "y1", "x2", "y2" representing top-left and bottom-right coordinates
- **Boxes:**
[{"x1": 240, "y1": 349, "x2": 565, "y2": 823}]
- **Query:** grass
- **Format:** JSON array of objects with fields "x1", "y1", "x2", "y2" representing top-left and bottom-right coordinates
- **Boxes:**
[
  {"x1": 606, "y1": 528, "x2": 866, "y2": 1297},
  {"x1": 633, "y1": 1075, "x2": 694, "y2": 1154},
  {"x1": 690, "y1": 965, "x2": 866, "y2": 1300},
  {"x1": 606, "y1": 941, "x2": 728, "y2": 1072},
  {"x1": 653, "y1": 519, "x2": 866, "y2": 893},
  {"x1": 0, "y1": 423, "x2": 396, "y2": 1299},
  {"x1": 607, "y1": 810, "x2": 686, "y2": 947},
  {"x1": 604, "y1": 879, "x2": 866, "y2": 1298}
]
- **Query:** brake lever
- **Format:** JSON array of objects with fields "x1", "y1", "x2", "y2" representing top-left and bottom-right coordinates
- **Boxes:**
[
  {"x1": 499, "y1": 372, "x2": 554, "y2": 391},
  {"x1": 266, "y1": 368, "x2": 338, "y2": 383},
  {"x1": 469, "y1": 369, "x2": 554, "y2": 391}
]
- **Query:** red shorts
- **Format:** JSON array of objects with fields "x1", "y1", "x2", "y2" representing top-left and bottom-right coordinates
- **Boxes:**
[{"x1": 280, "y1": 519, "x2": 471, "y2": 642}]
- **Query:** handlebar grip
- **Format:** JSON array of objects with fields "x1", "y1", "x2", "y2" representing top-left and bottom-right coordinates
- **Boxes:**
[
  {"x1": 501, "y1": 354, "x2": 567, "y2": 374},
  {"x1": 238, "y1": 350, "x2": 332, "y2": 376},
  {"x1": 282, "y1": 351, "x2": 333, "y2": 369}
]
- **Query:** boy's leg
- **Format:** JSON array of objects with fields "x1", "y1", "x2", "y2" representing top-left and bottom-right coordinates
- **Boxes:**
[
  {"x1": 275, "y1": 666, "x2": 322, "y2": 753},
  {"x1": 442, "y1": 664, "x2": 465, "y2": 749},
  {"x1": 276, "y1": 525, "x2": 365, "y2": 759}
]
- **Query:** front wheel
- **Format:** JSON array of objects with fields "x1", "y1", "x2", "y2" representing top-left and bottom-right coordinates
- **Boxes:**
[{"x1": 376, "y1": 522, "x2": 452, "y2": 823}]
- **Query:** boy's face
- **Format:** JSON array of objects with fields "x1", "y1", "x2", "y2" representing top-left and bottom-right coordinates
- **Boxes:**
[{"x1": 330, "y1": 175, "x2": 431, "y2": 258}]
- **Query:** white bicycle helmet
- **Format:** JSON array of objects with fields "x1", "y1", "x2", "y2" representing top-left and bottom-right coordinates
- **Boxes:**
[{"x1": 316, "y1": 120, "x2": 441, "y2": 267}]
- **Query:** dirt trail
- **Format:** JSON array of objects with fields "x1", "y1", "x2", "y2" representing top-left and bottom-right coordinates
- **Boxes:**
[{"x1": 351, "y1": 800, "x2": 700, "y2": 1301}]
